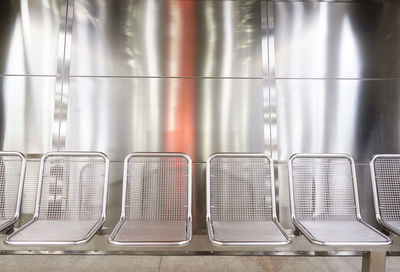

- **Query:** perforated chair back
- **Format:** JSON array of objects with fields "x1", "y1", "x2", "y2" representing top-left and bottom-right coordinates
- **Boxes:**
[
  {"x1": 36, "y1": 153, "x2": 108, "y2": 221},
  {"x1": 0, "y1": 152, "x2": 25, "y2": 232},
  {"x1": 5, "y1": 152, "x2": 109, "y2": 245},
  {"x1": 289, "y1": 154, "x2": 359, "y2": 222},
  {"x1": 109, "y1": 153, "x2": 192, "y2": 246},
  {"x1": 208, "y1": 154, "x2": 274, "y2": 222},
  {"x1": 371, "y1": 154, "x2": 400, "y2": 235},
  {"x1": 206, "y1": 154, "x2": 291, "y2": 246}
]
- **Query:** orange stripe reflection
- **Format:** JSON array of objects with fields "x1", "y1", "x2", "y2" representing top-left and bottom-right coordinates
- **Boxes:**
[{"x1": 165, "y1": 1, "x2": 195, "y2": 159}]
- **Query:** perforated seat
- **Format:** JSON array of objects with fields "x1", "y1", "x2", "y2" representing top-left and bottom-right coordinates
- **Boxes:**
[
  {"x1": 5, "y1": 152, "x2": 109, "y2": 245},
  {"x1": 370, "y1": 154, "x2": 400, "y2": 235},
  {"x1": 0, "y1": 152, "x2": 25, "y2": 232},
  {"x1": 109, "y1": 153, "x2": 192, "y2": 246},
  {"x1": 206, "y1": 154, "x2": 291, "y2": 246},
  {"x1": 288, "y1": 154, "x2": 391, "y2": 246}
]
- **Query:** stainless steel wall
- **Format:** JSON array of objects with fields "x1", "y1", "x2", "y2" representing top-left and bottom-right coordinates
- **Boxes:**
[
  {"x1": 0, "y1": 0, "x2": 62, "y2": 75},
  {"x1": 1, "y1": 0, "x2": 400, "y2": 234},
  {"x1": 66, "y1": 0, "x2": 264, "y2": 232},
  {"x1": 65, "y1": 77, "x2": 264, "y2": 162},
  {"x1": 70, "y1": 0, "x2": 262, "y2": 77},
  {"x1": 272, "y1": 2, "x2": 400, "y2": 228},
  {"x1": 276, "y1": 79, "x2": 400, "y2": 162}
]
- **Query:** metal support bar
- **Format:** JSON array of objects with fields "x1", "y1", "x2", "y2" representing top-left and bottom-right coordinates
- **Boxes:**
[{"x1": 362, "y1": 252, "x2": 386, "y2": 272}]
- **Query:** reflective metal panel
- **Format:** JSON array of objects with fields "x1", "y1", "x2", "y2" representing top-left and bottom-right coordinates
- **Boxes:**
[
  {"x1": 19, "y1": 159, "x2": 40, "y2": 225},
  {"x1": 274, "y1": 2, "x2": 400, "y2": 79},
  {"x1": 0, "y1": 0, "x2": 64, "y2": 75},
  {"x1": 65, "y1": 77, "x2": 264, "y2": 162},
  {"x1": 103, "y1": 162, "x2": 123, "y2": 230},
  {"x1": 0, "y1": 76, "x2": 55, "y2": 154},
  {"x1": 192, "y1": 163, "x2": 206, "y2": 235},
  {"x1": 277, "y1": 162, "x2": 292, "y2": 229},
  {"x1": 70, "y1": 0, "x2": 262, "y2": 77},
  {"x1": 276, "y1": 79, "x2": 400, "y2": 162},
  {"x1": 356, "y1": 164, "x2": 379, "y2": 229}
]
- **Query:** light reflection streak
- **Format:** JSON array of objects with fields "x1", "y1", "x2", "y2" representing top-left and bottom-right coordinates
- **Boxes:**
[
  {"x1": 200, "y1": 1, "x2": 217, "y2": 159},
  {"x1": 144, "y1": 0, "x2": 162, "y2": 150},
  {"x1": 335, "y1": 17, "x2": 360, "y2": 154},
  {"x1": 219, "y1": 1, "x2": 233, "y2": 150}
]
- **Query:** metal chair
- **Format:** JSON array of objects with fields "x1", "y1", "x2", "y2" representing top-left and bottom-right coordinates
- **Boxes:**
[
  {"x1": 109, "y1": 153, "x2": 192, "y2": 246},
  {"x1": 5, "y1": 152, "x2": 109, "y2": 245},
  {"x1": 370, "y1": 154, "x2": 400, "y2": 235},
  {"x1": 206, "y1": 153, "x2": 291, "y2": 246},
  {"x1": 0, "y1": 152, "x2": 25, "y2": 232},
  {"x1": 288, "y1": 154, "x2": 391, "y2": 246}
]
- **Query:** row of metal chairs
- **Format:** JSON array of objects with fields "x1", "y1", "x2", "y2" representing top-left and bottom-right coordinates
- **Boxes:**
[{"x1": 0, "y1": 151, "x2": 397, "y2": 247}]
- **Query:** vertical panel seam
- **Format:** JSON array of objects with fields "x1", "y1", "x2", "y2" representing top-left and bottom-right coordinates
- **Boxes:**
[
  {"x1": 261, "y1": 1, "x2": 270, "y2": 157},
  {"x1": 52, "y1": 0, "x2": 69, "y2": 151},
  {"x1": 59, "y1": 0, "x2": 74, "y2": 151}
]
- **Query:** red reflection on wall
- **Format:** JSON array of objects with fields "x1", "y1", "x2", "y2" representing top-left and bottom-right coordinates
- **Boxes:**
[{"x1": 165, "y1": 0, "x2": 196, "y2": 159}]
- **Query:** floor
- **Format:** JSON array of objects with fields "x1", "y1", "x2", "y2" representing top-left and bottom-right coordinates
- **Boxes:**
[{"x1": 0, "y1": 256, "x2": 399, "y2": 272}]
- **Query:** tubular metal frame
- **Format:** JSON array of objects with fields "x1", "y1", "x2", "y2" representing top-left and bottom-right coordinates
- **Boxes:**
[
  {"x1": 370, "y1": 154, "x2": 400, "y2": 235},
  {"x1": 109, "y1": 152, "x2": 192, "y2": 246},
  {"x1": 5, "y1": 151, "x2": 109, "y2": 246},
  {"x1": 206, "y1": 153, "x2": 292, "y2": 246},
  {"x1": 288, "y1": 153, "x2": 391, "y2": 247},
  {"x1": 0, "y1": 152, "x2": 26, "y2": 232}
]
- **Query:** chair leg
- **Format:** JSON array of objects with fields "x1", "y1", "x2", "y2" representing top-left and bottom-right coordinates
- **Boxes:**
[{"x1": 362, "y1": 252, "x2": 386, "y2": 272}]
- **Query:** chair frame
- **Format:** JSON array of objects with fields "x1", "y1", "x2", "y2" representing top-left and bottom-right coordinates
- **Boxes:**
[
  {"x1": 288, "y1": 153, "x2": 391, "y2": 246},
  {"x1": 370, "y1": 154, "x2": 400, "y2": 235},
  {"x1": 5, "y1": 151, "x2": 109, "y2": 245},
  {"x1": 0, "y1": 151, "x2": 26, "y2": 233},
  {"x1": 109, "y1": 152, "x2": 192, "y2": 246},
  {"x1": 206, "y1": 153, "x2": 292, "y2": 246}
]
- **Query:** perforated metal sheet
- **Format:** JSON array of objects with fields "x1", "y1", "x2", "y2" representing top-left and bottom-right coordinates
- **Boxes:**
[
  {"x1": 109, "y1": 153, "x2": 192, "y2": 245},
  {"x1": 113, "y1": 220, "x2": 187, "y2": 243},
  {"x1": 206, "y1": 154, "x2": 290, "y2": 245},
  {"x1": 0, "y1": 152, "x2": 25, "y2": 231},
  {"x1": 371, "y1": 155, "x2": 400, "y2": 234},
  {"x1": 300, "y1": 221, "x2": 390, "y2": 243},
  {"x1": 289, "y1": 154, "x2": 391, "y2": 246},
  {"x1": 7, "y1": 220, "x2": 100, "y2": 242},
  {"x1": 290, "y1": 155, "x2": 357, "y2": 221},
  {"x1": 20, "y1": 160, "x2": 41, "y2": 215},
  {"x1": 209, "y1": 155, "x2": 272, "y2": 221},
  {"x1": 211, "y1": 221, "x2": 288, "y2": 243},
  {"x1": 37, "y1": 154, "x2": 107, "y2": 220},
  {"x1": 6, "y1": 152, "x2": 109, "y2": 245}
]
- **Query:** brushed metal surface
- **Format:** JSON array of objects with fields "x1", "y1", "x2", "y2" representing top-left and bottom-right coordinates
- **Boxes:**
[
  {"x1": 0, "y1": 76, "x2": 55, "y2": 154},
  {"x1": 277, "y1": 162, "x2": 292, "y2": 229},
  {"x1": 64, "y1": 77, "x2": 264, "y2": 162},
  {"x1": 356, "y1": 164, "x2": 380, "y2": 229},
  {"x1": 70, "y1": 0, "x2": 262, "y2": 77},
  {"x1": 0, "y1": 0, "x2": 399, "y2": 260},
  {"x1": 0, "y1": 0, "x2": 64, "y2": 75},
  {"x1": 276, "y1": 79, "x2": 400, "y2": 162},
  {"x1": 192, "y1": 163, "x2": 206, "y2": 235},
  {"x1": 103, "y1": 162, "x2": 123, "y2": 230},
  {"x1": 18, "y1": 159, "x2": 40, "y2": 226},
  {"x1": 274, "y1": 2, "x2": 400, "y2": 79},
  {"x1": 53, "y1": 0, "x2": 73, "y2": 151},
  {"x1": 266, "y1": 1, "x2": 277, "y2": 159}
]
